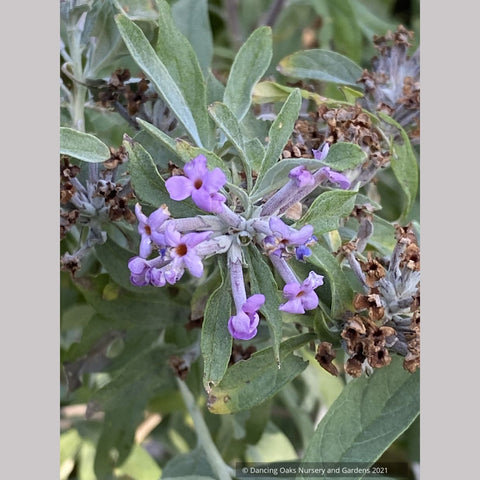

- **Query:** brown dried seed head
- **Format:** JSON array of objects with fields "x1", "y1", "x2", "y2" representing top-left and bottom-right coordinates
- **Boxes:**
[
  {"x1": 360, "y1": 253, "x2": 386, "y2": 287},
  {"x1": 315, "y1": 342, "x2": 339, "y2": 376},
  {"x1": 345, "y1": 354, "x2": 365, "y2": 377},
  {"x1": 368, "y1": 347, "x2": 392, "y2": 369}
]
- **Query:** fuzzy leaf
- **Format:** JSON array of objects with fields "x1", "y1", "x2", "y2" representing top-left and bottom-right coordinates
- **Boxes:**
[
  {"x1": 323, "y1": 142, "x2": 368, "y2": 171},
  {"x1": 201, "y1": 258, "x2": 233, "y2": 392},
  {"x1": 297, "y1": 190, "x2": 357, "y2": 236},
  {"x1": 278, "y1": 49, "x2": 363, "y2": 86},
  {"x1": 252, "y1": 80, "x2": 326, "y2": 105},
  {"x1": 223, "y1": 26, "x2": 273, "y2": 121},
  {"x1": 245, "y1": 246, "x2": 283, "y2": 365},
  {"x1": 60, "y1": 127, "x2": 111, "y2": 163},
  {"x1": 154, "y1": 0, "x2": 211, "y2": 148},
  {"x1": 378, "y1": 112, "x2": 419, "y2": 222},
  {"x1": 299, "y1": 356, "x2": 420, "y2": 479},
  {"x1": 136, "y1": 118, "x2": 178, "y2": 157},
  {"x1": 257, "y1": 89, "x2": 302, "y2": 179},
  {"x1": 306, "y1": 244, "x2": 353, "y2": 317},
  {"x1": 114, "y1": 12, "x2": 204, "y2": 147},
  {"x1": 208, "y1": 102, "x2": 252, "y2": 189},
  {"x1": 207, "y1": 334, "x2": 314, "y2": 414}
]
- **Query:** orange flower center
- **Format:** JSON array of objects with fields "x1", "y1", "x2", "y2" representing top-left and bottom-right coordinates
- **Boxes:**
[{"x1": 175, "y1": 244, "x2": 188, "y2": 256}]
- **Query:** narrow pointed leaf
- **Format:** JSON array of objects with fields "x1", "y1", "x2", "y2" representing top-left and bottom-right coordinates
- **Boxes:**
[
  {"x1": 224, "y1": 26, "x2": 272, "y2": 121},
  {"x1": 256, "y1": 89, "x2": 302, "y2": 182},
  {"x1": 136, "y1": 118, "x2": 178, "y2": 157},
  {"x1": 155, "y1": 0, "x2": 210, "y2": 147},
  {"x1": 201, "y1": 258, "x2": 233, "y2": 392},
  {"x1": 278, "y1": 50, "x2": 363, "y2": 86},
  {"x1": 306, "y1": 244, "x2": 353, "y2": 317},
  {"x1": 378, "y1": 112, "x2": 419, "y2": 222},
  {"x1": 114, "y1": 12, "x2": 203, "y2": 147},
  {"x1": 245, "y1": 246, "x2": 283, "y2": 365},
  {"x1": 208, "y1": 102, "x2": 252, "y2": 189}
]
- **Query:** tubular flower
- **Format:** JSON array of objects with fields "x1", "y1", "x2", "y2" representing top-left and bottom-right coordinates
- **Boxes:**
[
  {"x1": 264, "y1": 217, "x2": 315, "y2": 258},
  {"x1": 289, "y1": 165, "x2": 315, "y2": 188},
  {"x1": 318, "y1": 166, "x2": 351, "y2": 190},
  {"x1": 228, "y1": 294, "x2": 265, "y2": 341},
  {"x1": 135, "y1": 203, "x2": 170, "y2": 258},
  {"x1": 165, "y1": 154, "x2": 227, "y2": 213},
  {"x1": 312, "y1": 143, "x2": 330, "y2": 161},
  {"x1": 163, "y1": 224, "x2": 213, "y2": 280},
  {"x1": 279, "y1": 272, "x2": 324, "y2": 314}
]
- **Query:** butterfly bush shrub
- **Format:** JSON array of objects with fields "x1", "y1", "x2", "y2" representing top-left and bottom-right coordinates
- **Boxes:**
[{"x1": 60, "y1": 0, "x2": 420, "y2": 478}]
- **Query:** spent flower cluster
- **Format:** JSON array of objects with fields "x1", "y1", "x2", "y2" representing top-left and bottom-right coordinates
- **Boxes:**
[
  {"x1": 340, "y1": 223, "x2": 420, "y2": 376},
  {"x1": 128, "y1": 149, "x2": 350, "y2": 340}
]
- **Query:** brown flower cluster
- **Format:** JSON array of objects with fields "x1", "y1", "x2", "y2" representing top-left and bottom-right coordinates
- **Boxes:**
[
  {"x1": 319, "y1": 104, "x2": 391, "y2": 169},
  {"x1": 357, "y1": 25, "x2": 420, "y2": 143},
  {"x1": 60, "y1": 157, "x2": 80, "y2": 239},
  {"x1": 341, "y1": 314, "x2": 397, "y2": 377},
  {"x1": 97, "y1": 68, "x2": 152, "y2": 118},
  {"x1": 97, "y1": 147, "x2": 136, "y2": 224},
  {"x1": 341, "y1": 224, "x2": 420, "y2": 375}
]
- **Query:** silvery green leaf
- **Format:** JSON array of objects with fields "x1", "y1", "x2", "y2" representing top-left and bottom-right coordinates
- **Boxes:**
[
  {"x1": 278, "y1": 49, "x2": 363, "y2": 86},
  {"x1": 223, "y1": 26, "x2": 273, "y2": 121},
  {"x1": 114, "y1": 12, "x2": 204, "y2": 147},
  {"x1": 60, "y1": 127, "x2": 111, "y2": 163},
  {"x1": 201, "y1": 257, "x2": 232, "y2": 392}
]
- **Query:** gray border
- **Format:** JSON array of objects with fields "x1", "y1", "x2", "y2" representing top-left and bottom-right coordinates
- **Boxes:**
[
  {"x1": 5, "y1": 0, "x2": 476, "y2": 478},
  {"x1": 420, "y1": 1, "x2": 477, "y2": 478},
  {"x1": 3, "y1": 1, "x2": 59, "y2": 478}
]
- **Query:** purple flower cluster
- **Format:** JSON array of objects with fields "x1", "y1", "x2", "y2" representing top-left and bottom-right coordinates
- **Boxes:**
[
  {"x1": 261, "y1": 144, "x2": 351, "y2": 217},
  {"x1": 129, "y1": 150, "x2": 351, "y2": 341},
  {"x1": 165, "y1": 155, "x2": 226, "y2": 213}
]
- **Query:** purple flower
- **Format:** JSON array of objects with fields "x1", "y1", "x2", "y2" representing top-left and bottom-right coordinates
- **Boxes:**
[
  {"x1": 135, "y1": 203, "x2": 170, "y2": 258},
  {"x1": 128, "y1": 256, "x2": 168, "y2": 287},
  {"x1": 319, "y1": 166, "x2": 351, "y2": 190},
  {"x1": 228, "y1": 294, "x2": 265, "y2": 340},
  {"x1": 312, "y1": 144, "x2": 330, "y2": 161},
  {"x1": 295, "y1": 245, "x2": 312, "y2": 261},
  {"x1": 164, "y1": 224, "x2": 212, "y2": 279},
  {"x1": 128, "y1": 256, "x2": 152, "y2": 286},
  {"x1": 289, "y1": 165, "x2": 315, "y2": 188},
  {"x1": 264, "y1": 217, "x2": 315, "y2": 257},
  {"x1": 279, "y1": 272, "x2": 324, "y2": 314},
  {"x1": 165, "y1": 155, "x2": 227, "y2": 213}
]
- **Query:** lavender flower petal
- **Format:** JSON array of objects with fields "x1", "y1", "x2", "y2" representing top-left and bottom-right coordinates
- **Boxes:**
[
  {"x1": 289, "y1": 165, "x2": 315, "y2": 188},
  {"x1": 312, "y1": 143, "x2": 330, "y2": 161},
  {"x1": 165, "y1": 175, "x2": 193, "y2": 201},
  {"x1": 319, "y1": 166, "x2": 351, "y2": 190}
]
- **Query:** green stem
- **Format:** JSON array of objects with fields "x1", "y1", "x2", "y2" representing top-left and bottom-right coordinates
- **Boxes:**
[{"x1": 176, "y1": 378, "x2": 233, "y2": 480}]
